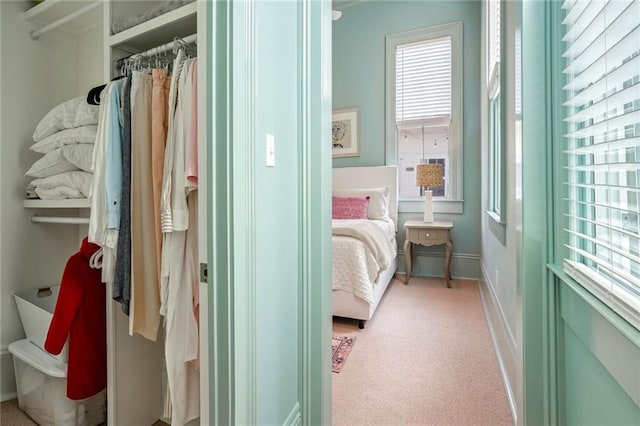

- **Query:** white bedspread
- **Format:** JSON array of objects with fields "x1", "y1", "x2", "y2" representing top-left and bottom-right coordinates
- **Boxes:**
[{"x1": 332, "y1": 219, "x2": 397, "y2": 305}]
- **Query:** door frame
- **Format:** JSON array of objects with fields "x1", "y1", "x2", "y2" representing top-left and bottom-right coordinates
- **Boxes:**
[{"x1": 206, "y1": 1, "x2": 333, "y2": 424}]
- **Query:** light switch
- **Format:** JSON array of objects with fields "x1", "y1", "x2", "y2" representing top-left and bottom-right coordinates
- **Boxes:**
[{"x1": 266, "y1": 134, "x2": 275, "y2": 167}]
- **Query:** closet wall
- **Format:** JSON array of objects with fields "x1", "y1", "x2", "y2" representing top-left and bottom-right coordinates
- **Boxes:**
[
  {"x1": 0, "y1": 0, "x2": 103, "y2": 400},
  {"x1": 1, "y1": 4, "x2": 206, "y2": 424}
]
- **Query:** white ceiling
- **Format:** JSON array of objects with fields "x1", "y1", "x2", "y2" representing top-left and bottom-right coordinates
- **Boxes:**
[{"x1": 332, "y1": 0, "x2": 367, "y2": 10}]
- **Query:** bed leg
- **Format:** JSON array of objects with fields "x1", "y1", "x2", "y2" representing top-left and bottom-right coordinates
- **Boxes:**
[{"x1": 358, "y1": 320, "x2": 365, "y2": 329}]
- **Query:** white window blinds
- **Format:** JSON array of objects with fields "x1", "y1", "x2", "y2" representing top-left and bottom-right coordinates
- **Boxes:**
[
  {"x1": 562, "y1": 0, "x2": 640, "y2": 329},
  {"x1": 488, "y1": 0, "x2": 501, "y2": 90},
  {"x1": 395, "y1": 36, "x2": 452, "y2": 127}
]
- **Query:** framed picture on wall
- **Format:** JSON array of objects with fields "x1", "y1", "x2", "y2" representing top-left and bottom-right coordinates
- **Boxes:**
[{"x1": 332, "y1": 108, "x2": 359, "y2": 158}]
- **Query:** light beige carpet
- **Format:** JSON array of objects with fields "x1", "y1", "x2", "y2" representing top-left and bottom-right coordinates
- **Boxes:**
[
  {"x1": 0, "y1": 399, "x2": 36, "y2": 426},
  {"x1": 332, "y1": 276, "x2": 514, "y2": 426},
  {"x1": 0, "y1": 399, "x2": 168, "y2": 426}
]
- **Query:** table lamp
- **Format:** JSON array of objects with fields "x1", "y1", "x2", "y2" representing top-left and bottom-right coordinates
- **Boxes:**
[{"x1": 416, "y1": 164, "x2": 444, "y2": 222}]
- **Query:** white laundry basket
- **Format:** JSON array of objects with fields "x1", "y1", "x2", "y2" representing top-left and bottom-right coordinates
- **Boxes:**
[
  {"x1": 13, "y1": 285, "x2": 68, "y2": 364},
  {"x1": 8, "y1": 339, "x2": 105, "y2": 426}
]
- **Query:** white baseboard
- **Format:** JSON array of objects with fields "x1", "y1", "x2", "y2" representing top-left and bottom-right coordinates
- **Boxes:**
[
  {"x1": 398, "y1": 252, "x2": 481, "y2": 280},
  {"x1": 479, "y1": 261, "x2": 518, "y2": 424},
  {"x1": 1, "y1": 392, "x2": 17, "y2": 402},
  {"x1": 283, "y1": 402, "x2": 301, "y2": 426},
  {"x1": 1, "y1": 349, "x2": 17, "y2": 402}
]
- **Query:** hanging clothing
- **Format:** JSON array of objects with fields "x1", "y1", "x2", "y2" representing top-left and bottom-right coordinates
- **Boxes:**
[
  {"x1": 114, "y1": 76, "x2": 132, "y2": 315},
  {"x1": 151, "y1": 68, "x2": 171, "y2": 287},
  {"x1": 88, "y1": 82, "x2": 114, "y2": 248},
  {"x1": 171, "y1": 58, "x2": 197, "y2": 232},
  {"x1": 127, "y1": 73, "x2": 142, "y2": 335},
  {"x1": 162, "y1": 56, "x2": 200, "y2": 425},
  {"x1": 89, "y1": 44, "x2": 200, "y2": 424},
  {"x1": 186, "y1": 60, "x2": 198, "y2": 184},
  {"x1": 88, "y1": 78, "x2": 123, "y2": 302},
  {"x1": 105, "y1": 78, "x2": 123, "y2": 230},
  {"x1": 131, "y1": 70, "x2": 161, "y2": 341},
  {"x1": 89, "y1": 80, "x2": 119, "y2": 284},
  {"x1": 160, "y1": 49, "x2": 186, "y2": 317},
  {"x1": 184, "y1": 59, "x2": 200, "y2": 367},
  {"x1": 164, "y1": 193, "x2": 199, "y2": 426},
  {"x1": 44, "y1": 238, "x2": 106, "y2": 400}
]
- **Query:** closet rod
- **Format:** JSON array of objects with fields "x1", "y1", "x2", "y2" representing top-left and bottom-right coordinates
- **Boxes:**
[
  {"x1": 29, "y1": 1, "x2": 101, "y2": 40},
  {"x1": 131, "y1": 33, "x2": 197, "y2": 58},
  {"x1": 31, "y1": 216, "x2": 89, "y2": 225}
]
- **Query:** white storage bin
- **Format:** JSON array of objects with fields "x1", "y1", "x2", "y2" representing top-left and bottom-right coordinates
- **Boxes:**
[
  {"x1": 14, "y1": 285, "x2": 68, "y2": 364},
  {"x1": 8, "y1": 339, "x2": 105, "y2": 426}
]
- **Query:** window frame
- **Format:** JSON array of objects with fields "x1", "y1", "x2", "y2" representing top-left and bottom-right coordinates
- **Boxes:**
[
  {"x1": 558, "y1": 0, "x2": 640, "y2": 331},
  {"x1": 486, "y1": 0, "x2": 507, "y2": 239},
  {"x1": 386, "y1": 21, "x2": 463, "y2": 214},
  {"x1": 489, "y1": 91, "x2": 503, "y2": 217}
]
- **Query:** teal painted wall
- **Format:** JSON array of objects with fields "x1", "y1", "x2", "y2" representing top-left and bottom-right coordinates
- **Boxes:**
[
  {"x1": 218, "y1": 1, "x2": 331, "y2": 424},
  {"x1": 563, "y1": 327, "x2": 639, "y2": 425},
  {"x1": 332, "y1": 0, "x2": 482, "y2": 278},
  {"x1": 559, "y1": 282, "x2": 640, "y2": 426},
  {"x1": 518, "y1": 0, "x2": 640, "y2": 424},
  {"x1": 253, "y1": 2, "x2": 300, "y2": 423}
]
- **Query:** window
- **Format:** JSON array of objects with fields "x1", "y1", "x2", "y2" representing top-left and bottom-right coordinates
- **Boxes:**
[
  {"x1": 561, "y1": 0, "x2": 640, "y2": 329},
  {"x1": 386, "y1": 22, "x2": 463, "y2": 213},
  {"x1": 487, "y1": 0, "x2": 500, "y2": 92},
  {"x1": 489, "y1": 93, "x2": 501, "y2": 216},
  {"x1": 487, "y1": 0, "x2": 504, "y2": 224}
]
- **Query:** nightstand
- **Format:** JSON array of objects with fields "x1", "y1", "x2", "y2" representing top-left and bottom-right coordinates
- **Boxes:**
[{"x1": 403, "y1": 220, "x2": 454, "y2": 287}]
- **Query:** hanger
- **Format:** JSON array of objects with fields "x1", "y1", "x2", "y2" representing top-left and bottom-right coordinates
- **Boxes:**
[
  {"x1": 172, "y1": 36, "x2": 185, "y2": 55},
  {"x1": 163, "y1": 46, "x2": 171, "y2": 73},
  {"x1": 87, "y1": 84, "x2": 105, "y2": 105},
  {"x1": 89, "y1": 247, "x2": 103, "y2": 270},
  {"x1": 173, "y1": 36, "x2": 195, "y2": 58}
]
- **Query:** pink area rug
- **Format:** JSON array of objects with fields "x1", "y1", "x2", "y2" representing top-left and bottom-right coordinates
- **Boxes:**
[{"x1": 332, "y1": 335, "x2": 356, "y2": 373}]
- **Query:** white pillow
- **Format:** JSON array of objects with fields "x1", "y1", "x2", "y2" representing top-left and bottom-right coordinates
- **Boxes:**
[
  {"x1": 30, "y1": 126, "x2": 97, "y2": 154},
  {"x1": 62, "y1": 144, "x2": 94, "y2": 172},
  {"x1": 333, "y1": 187, "x2": 390, "y2": 220},
  {"x1": 25, "y1": 149, "x2": 78, "y2": 178},
  {"x1": 32, "y1": 97, "x2": 99, "y2": 142},
  {"x1": 35, "y1": 186, "x2": 85, "y2": 200},
  {"x1": 31, "y1": 171, "x2": 93, "y2": 198}
]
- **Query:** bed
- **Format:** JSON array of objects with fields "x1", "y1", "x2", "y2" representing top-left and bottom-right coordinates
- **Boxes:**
[{"x1": 332, "y1": 166, "x2": 398, "y2": 329}]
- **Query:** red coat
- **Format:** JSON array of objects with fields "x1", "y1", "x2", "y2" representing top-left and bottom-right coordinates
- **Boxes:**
[{"x1": 45, "y1": 237, "x2": 106, "y2": 400}]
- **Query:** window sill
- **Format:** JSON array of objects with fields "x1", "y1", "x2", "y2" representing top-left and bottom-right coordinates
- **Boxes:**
[
  {"x1": 557, "y1": 261, "x2": 640, "y2": 334},
  {"x1": 548, "y1": 263, "x2": 640, "y2": 406},
  {"x1": 487, "y1": 210, "x2": 506, "y2": 244},
  {"x1": 399, "y1": 199, "x2": 463, "y2": 214},
  {"x1": 548, "y1": 263, "x2": 640, "y2": 344}
]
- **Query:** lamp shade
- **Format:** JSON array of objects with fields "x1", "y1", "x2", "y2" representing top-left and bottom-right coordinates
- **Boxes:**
[{"x1": 416, "y1": 164, "x2": 444, "y2": 188}]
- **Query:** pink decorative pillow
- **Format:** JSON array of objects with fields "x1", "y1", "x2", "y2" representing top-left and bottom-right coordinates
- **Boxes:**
[{"x1": 332, "y1": 196, "x2": 370, "y2": 219}]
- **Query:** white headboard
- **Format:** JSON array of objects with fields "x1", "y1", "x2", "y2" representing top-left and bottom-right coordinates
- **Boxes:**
[{"x1": 332, "y1": 166, "x2": 398, "y2": 225}]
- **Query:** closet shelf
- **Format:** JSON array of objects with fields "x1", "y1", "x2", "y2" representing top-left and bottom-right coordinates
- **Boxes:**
[
  {"x1": 109, "y1": 2, "x2": 197, "y2": 52},
  {"x1": 24, "y1": 0, "x2": 102, "y2": 39},
  {"x1": 24, "y1": 199, "x2": 90, "y2": 209}
]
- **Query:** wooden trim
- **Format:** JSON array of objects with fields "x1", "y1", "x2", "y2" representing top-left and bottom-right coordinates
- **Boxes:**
[
  {"x1": 245, "y1": 0, "x2": 258, "y2": 422},
  {"x1": 196, "y1": 1, "x2": 210, "y2": 423},
  {"x1": 521, "y1": 0, "x2": 561, "y2": 424},
  {"x1": 228, "y1": 0, "x2": 258, "y2": 424},
  {"x1": 478, "y1": 268, "x2": 518, "y2": 423},
  {"x1": 299, "y1": 1, "x2": 333, "y2": 425},
  {"x1": 209, "y1": 0, "x2": 233, "y2": 423},
  {"x1": 283, "y1": 402, "x2": 302, "y2": 426}
]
